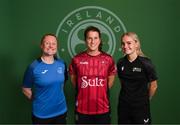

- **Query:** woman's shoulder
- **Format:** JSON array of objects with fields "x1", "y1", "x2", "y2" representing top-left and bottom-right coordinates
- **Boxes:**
[
  {"x1": 100, "y1": 51, "x2": 114, "y2": 60},
  {"x1": 26, "y1": 58, "x2": 41, "y2": 71},
  {"x1": 138, "y1": 56, "x2": 155, "y2": 69},
  {"x1": 117, "y1": 56, "x2": 126, "y2": 64},
  {"x1": 56, "y1": 58, "x2": 66, "y2": 64},
  {"x1": 32, "y1": 58, "x2": 42, "y2": 65},
  {"x1": 138, "y1": 56, "x2": 152, "y2": 64},
  {"x1": 72, "y1": 51, "x2": 87, "y2": 59},
  {"x1": 138, "y1": 56, "x2": 151, "y2": 61}
]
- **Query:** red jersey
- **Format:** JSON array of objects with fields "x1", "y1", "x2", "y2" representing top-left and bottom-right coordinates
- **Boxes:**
[{"x1": 69, "y1": 51, "x2": 116, "y2": 115}]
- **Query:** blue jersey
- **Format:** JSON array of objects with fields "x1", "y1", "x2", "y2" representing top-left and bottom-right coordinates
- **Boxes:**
[{"x1": 23, "y1": 58, "x2": 68, "y2": 118}]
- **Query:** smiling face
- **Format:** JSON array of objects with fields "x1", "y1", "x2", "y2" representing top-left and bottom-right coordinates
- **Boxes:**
[
  {"x1": 86, "y1": 31, "x2": 101, "y2": 53},
  {"x1": 121, "y1": 34, "x2": 138, "y2": 56},
  {"x1": 41, "y1": 35, "x2": 57, "y2": 56}
]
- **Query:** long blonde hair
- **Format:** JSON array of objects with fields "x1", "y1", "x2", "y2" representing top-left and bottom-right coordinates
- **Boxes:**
[{"x1": 121, "y1": 32, "x2": 145, "y2": 57}]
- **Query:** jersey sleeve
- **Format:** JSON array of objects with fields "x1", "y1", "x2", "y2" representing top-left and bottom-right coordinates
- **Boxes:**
[
  {"x1": 116, "y1": 58, "x2": 124, "y2": 78},
  {"x1": 108, "y1": 56, "x2": 117, "y2": 76},
  {"x1": 142, "y1": 58, "x2": 158, "y2": 82},
  {"x1": 22, "y1": 65, "x2": 33, "y2": 88},
  {"x1": 57, "y1": 59, "x2": 68, "y2": 82},
  {"x1": 69, "y1": 58, "x2": 76, "y2": 75}
]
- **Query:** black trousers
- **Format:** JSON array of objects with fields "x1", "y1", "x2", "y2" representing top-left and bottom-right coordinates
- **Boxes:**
[
  {"x1": 32, "y1": 112, "x2": 67, "y2": 124},
  {"x1": 118, "y1": 101, "x2": 151, "y2": 124},
  {"x1": 75, "y1": 111, "x2": 111, "y2": 124}
]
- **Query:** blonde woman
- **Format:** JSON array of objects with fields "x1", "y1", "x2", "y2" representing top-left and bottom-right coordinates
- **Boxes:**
[{"x1": 117, "y1": 32, "x2": 158, "y2": 124}]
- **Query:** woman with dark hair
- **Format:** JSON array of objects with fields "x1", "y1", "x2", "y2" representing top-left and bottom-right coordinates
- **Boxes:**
[{"x1": 69, "y1": 26, "x2": 117, "y2": 124}]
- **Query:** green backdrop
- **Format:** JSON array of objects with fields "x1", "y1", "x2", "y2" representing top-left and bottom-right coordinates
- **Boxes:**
[{"x1": 0, "y1": 0, "x2": 180, "y2": 124}]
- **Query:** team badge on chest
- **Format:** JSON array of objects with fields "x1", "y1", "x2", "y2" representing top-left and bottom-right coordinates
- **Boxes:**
[{"x1": 57, "y1": 67, "x2": 63, "y2": 74}]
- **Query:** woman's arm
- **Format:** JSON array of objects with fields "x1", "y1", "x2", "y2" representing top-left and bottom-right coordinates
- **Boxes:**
[
  {"x1": 108, "y1": 75, "x2": 115, "y2": 89},
  {"x1": 149, "y1": 80, "x2": 158, "y2": 100},
  {"x1": 22, "y1": 87, "x2": 32, "y2": 100},
  {"x1": 70, "y1": 74, "x2": 77, "y2": 88}
]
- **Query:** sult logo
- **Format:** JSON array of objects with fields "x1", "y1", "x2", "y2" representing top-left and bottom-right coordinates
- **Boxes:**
[
  {"x1": 56, "y1": 6, "x2": 127, "y2": 58},
  {"x1": 81, "y1": 76, "x2": 105, "y2": 88}
]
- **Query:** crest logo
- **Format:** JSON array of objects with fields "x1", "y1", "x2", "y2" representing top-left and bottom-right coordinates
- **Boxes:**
[
  {"x1": 57, "y1": 67, "x2": 63, "y2": 74},
  {"x1": 56, "y1": 6, "x2": 127, "y2": 59}
]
